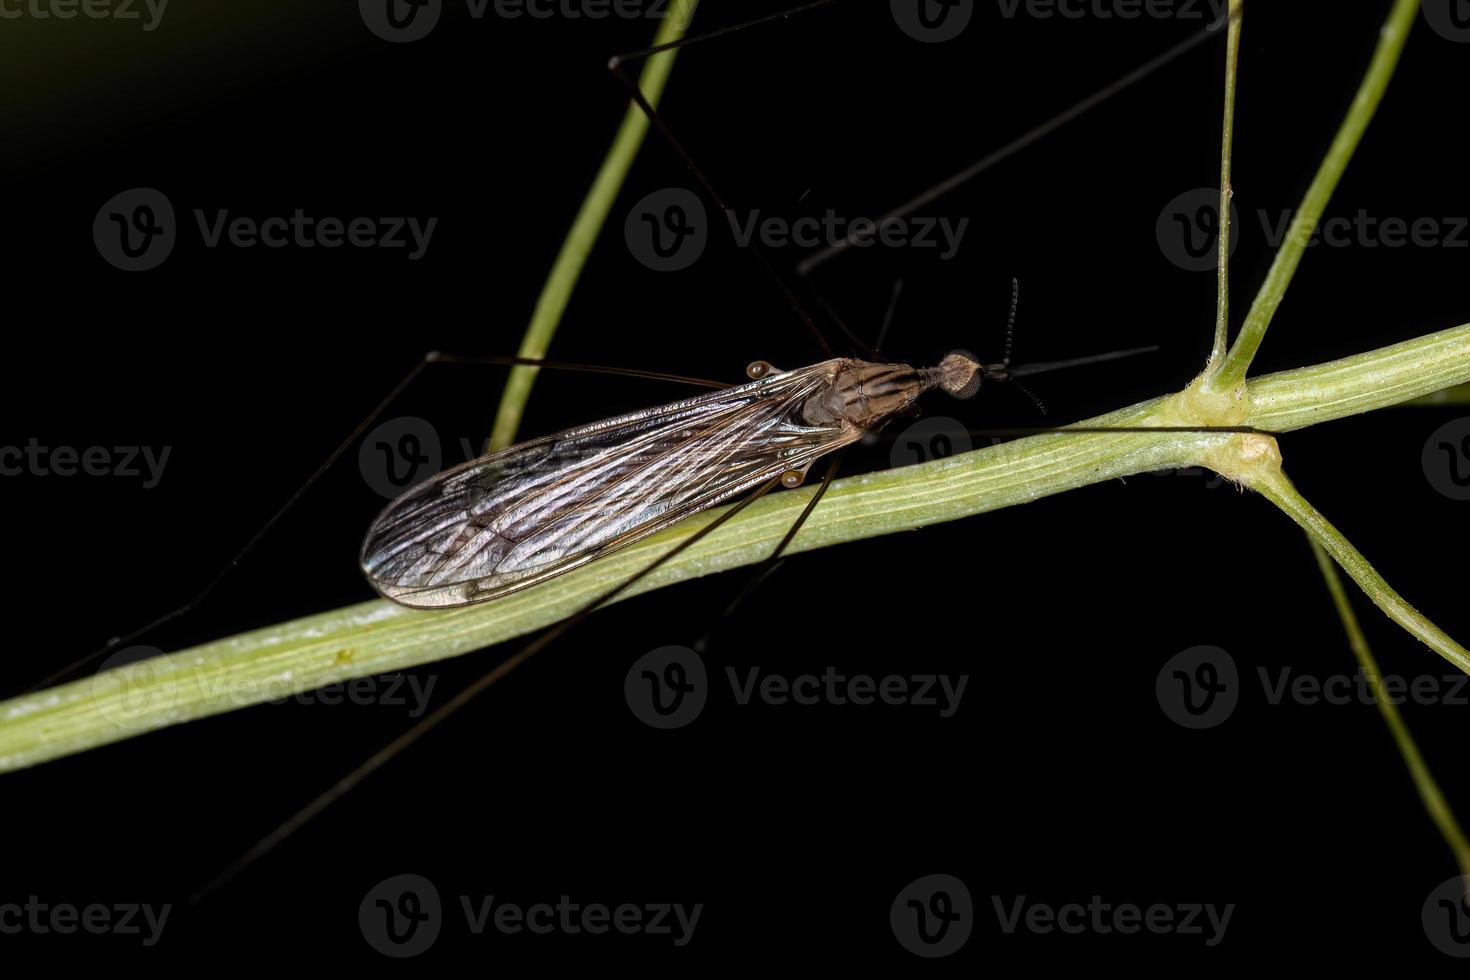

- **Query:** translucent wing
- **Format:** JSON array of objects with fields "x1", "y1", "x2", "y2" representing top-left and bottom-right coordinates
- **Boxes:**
[{"x1": 361, "y1": 360, "x2": 856, "y2": 609}]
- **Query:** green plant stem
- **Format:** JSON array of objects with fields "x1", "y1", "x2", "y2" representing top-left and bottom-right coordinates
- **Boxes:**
[
  {"x1": 1246, "y1": 325, "x2": 1470, "y2": 431},
  {"x1": 1210, "y1": 0, "x2": 1419, "y2": 390},
  {"x1": 1406, "y1": 382, "x2": 1470, "y2": 406},
  {"x1": 1248, "y1": 469, "x2": 1470, "y2": 675},
  {"x1": 3, "y1": 325, "x2": 1467, "y2": 774},
  {"x1": 1306, "y1": 537, "x2": 1470, "y2": 877},
  {"x1": 1210, "y1": 0, "x2": 1242, "y2": 367},
  {"x1": 486, "y1": 4, "x2": 696, "y2": 452}
]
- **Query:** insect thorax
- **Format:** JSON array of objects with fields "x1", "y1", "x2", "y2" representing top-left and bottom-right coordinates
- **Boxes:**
[{"x1": 800, "y1": 359, "x2": 938, "y2": 431}]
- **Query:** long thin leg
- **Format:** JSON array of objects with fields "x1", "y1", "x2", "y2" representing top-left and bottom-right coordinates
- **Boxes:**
[
  {"x1": 873, "y1": 279, "x2": 905, "y2": 358},
  {"x1": 606, "y1": 0, "x2": 1237, "y2": 356},
  {"x1": 870, "y1": 424, "x2": 1274, "y2": 441},
  {"x1": 804, "y1": 281, "x2": 880, "y2": 359},
  {"x1": 608, "y1": 2, "x2": 846, "y2": 356},
  {"x1": 20, "y1": 358, "x2": 427, "y2": 695},
  {"x1": 693, "y1": 449, "x2": 844, "y2": 653},
  {"x1": 796, "y1": 9, "x2": 1240, "y2": 276},
  {"x1": 21, "y1": 353, "x2": 728, "y2": 696},
  {"x1": 190, "y1": 472, "x2": 786, "y2": 905}
]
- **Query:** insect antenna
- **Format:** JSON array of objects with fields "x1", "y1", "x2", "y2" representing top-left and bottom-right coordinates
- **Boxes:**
[
  {"x1": 20, "y1": 353, "x2": 729, "y2": 697},
  {"x1": 979, "y1": 276, "x2": 1053, "y2": 414},
  {"x1": 191, "y1": 471, "x2": 790, "y2": 906},
  {"x1": 1005, "y1": 346, "x2": 1163, "y2": 378},
  {"x1": 1009, "y1": 379, "x2": 1049, "y2": 417},
  {"x1": 1003, "y1": 276, "x2": 1019, "y2": 368}
]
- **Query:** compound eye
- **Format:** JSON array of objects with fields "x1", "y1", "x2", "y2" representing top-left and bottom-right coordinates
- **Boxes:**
[
  {"x1": 941, "y1": 349, "x2": 982, "y2": 399},
  {"x1": 950, "y1": 373, "x2": 982, "y2": 400}
]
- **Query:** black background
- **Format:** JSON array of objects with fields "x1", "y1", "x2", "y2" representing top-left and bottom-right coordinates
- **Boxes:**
[{"x1": 1, "y1": 0, "x2": 1468, "y2": 968}]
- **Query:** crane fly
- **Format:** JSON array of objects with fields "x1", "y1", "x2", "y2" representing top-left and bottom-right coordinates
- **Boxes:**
[
  {"x1": 360, "y1": 353, "x2": 984, "y2": 608},
  {"x1": 188, "y1": 1, "x2": 1250, "y2": 900},
  {"x1": 358, "y1": 343, "x2": 1176, "y2": 610}
]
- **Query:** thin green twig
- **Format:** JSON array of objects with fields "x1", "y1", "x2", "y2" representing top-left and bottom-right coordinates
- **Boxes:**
[
  {"x1": 3, "y1": 325, "x2": 1467, "y2": 774},
  {"x1": 1306, "y1": 537, "x2": 1470, "y2": 878},
  {"x1": 1210, "y1": 0, "x2": 1419, "y2": 389},
  {"x1": 1248, "y1": 467, "x2": 1470, "y2": 676},
  {"x1": 1210, "y1": 0, "x2": 1242, "y2": 367}
]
